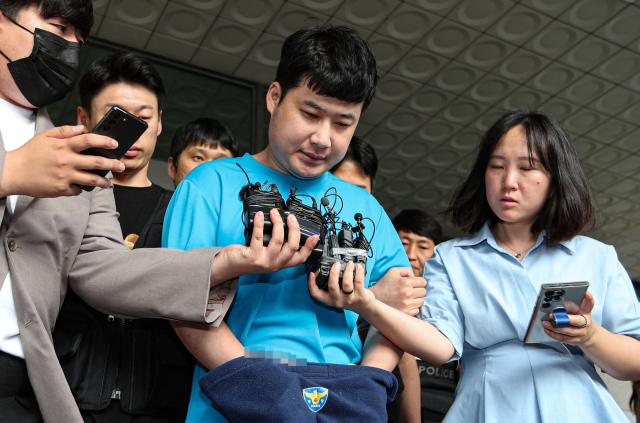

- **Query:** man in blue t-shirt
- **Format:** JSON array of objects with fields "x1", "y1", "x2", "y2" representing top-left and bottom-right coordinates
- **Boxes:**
[{"x1": 163, "y1": 25, "x2": 426, "y2": 423}]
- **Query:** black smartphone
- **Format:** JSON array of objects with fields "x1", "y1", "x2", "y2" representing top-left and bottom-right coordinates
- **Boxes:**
[
  {"x1": 77, "y1": 106, "x2": 148, "y2": 191},
  {"x1": 524, "y1": 281, "x2": 589, "y2": 343}
]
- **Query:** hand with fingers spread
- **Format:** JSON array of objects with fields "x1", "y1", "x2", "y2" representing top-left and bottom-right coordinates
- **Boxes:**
[
  {"x1": 308, "y1": 259, "x2": 377, "y2": 316},
  {"x1": 210, "y1": 208, "x2": 319, "y2": 286},
  {"x1": 0, "y1": 125, "x2": 125, "y2": 197},
  {"x1": 368, "y1": 266, "x2": 427, "y2": 316},
  {"x1": 542, "y1": 291, "x2": 596, "y2": 345}
]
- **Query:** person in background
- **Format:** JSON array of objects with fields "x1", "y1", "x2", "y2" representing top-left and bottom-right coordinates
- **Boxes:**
[
  {"x1": 330, "y1": 135, "x2": 378, "y2": 192},
  {"x1": 331, "y1": 138, "x2": 422, "y2": 423},
  {"x1": 168, "y1": 117, "x2": 238, "y2": 187},
  {"x1": 392, "y1": 210, "x2": 458, "y2": 423},
  {"x1": 53, "y1": 52, "x2": 194, "y2": 423}
]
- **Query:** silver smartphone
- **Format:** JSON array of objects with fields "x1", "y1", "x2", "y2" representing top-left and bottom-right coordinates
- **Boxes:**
[{"x1": 524, "y1": 281, "x2": 589, "y2": 343}]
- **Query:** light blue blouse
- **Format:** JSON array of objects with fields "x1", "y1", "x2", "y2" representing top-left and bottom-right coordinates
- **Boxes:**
[{"x1": 420, "y1": 222, "x2": 640, "y2": 423}]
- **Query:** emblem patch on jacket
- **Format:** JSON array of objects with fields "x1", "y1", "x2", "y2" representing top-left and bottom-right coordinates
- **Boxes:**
[{"x1": 303, "y1": 387, "x2": 328, "y2": 412}]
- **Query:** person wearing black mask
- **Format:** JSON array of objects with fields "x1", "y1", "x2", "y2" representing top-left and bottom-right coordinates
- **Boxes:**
[{"x1": 0, "y1": 2, "x2": 278, "y2": 423}]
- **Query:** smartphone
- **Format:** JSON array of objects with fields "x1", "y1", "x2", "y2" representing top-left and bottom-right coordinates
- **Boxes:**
[
  {"x1": 77, "y1": 106, "x2": 148, "y2": 191},
  {"x1": 524, "y1": 281, "x2": 589, "y2": 343}
]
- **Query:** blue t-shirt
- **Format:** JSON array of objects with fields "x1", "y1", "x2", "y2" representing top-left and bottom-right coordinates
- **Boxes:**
[{"x1": 163, "y1": 153, "x2": 410, "y2": 423}]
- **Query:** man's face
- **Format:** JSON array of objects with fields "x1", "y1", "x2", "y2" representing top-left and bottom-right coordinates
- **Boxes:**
[
  {"x1": 330, "y1": 159, "x2": 372, "y2": 193},
  {"x1": 168, "y1": 143, "x2": 233, "y2": 187},
  {"x1": 0, "y1": 6, "x2": 84, "y2": 108},
  {"x1": 264, "y1": 82, "x2": 362, "y2": 179},
  {"x1": 77, "y1": 82, "x2": 162, "y2": 178},
  {"x1": 397, "y1": 229, "x2": 436, "y2": 277}
]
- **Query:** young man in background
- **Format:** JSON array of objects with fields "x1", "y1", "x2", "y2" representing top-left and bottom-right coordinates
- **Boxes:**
[{"x1": 168, "y1": 117, "x2": 237, "y2": 187}]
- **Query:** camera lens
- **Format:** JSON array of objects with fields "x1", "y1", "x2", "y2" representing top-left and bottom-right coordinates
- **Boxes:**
[
  {"x1": 115, "y1": 113, "x2": 121, "y2": 119},
  {"x1": 109, "y1": 119, "x2": 116, "y2": 125},
  {"x1": 544, "y1": 297, "x2": 552, "y2": 302},
  {"x1": 557, "y1": 290, "x2": 565, "y2": 296},
  {"x1": 103, "y1": 126, "x2": 110, "y2": 131},
  {"x1": 553, "y1": 295, "x2": 561, "y2": 301},
  {"x1": 542, "y1": 303, "x2": 550, "y2": 309},
  {"x1": 545, "y1": 290, "x2": 554, "y2": 297}
]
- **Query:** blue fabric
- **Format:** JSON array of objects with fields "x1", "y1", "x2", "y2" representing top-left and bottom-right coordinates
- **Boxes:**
[
  {"x1": 419, "y1": 222, "x2": 640, "y2": 423},
  {"x1": 198, "y1": 357, "x2": 398, "y2": 423},
  {"x1": 162, "y1": 154, "x2": 410, "y2": 423}
]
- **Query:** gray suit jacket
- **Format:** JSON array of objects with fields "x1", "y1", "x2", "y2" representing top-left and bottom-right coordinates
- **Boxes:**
[{"x1": 0, "y1": 109, "x2": 235, "y2": 423}]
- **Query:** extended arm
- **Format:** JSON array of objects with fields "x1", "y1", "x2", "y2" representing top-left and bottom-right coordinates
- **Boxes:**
[
  {"x1": 398, "y1": 353, "x2": 421, "y2": 423},
  {"x1": 309, "y1": 262, "x2": 455, "y2": 366}
]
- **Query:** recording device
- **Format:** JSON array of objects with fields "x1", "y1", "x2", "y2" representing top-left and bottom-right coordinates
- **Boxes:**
[
  {"x1": 78, "y1": 106, "x2": 148, "y2": 191},
  {"x1": 237, "y1": 164, "x2": 325, "y2": 265},
  {"x1": 236, "y1": 166, "x2": 374, "y2": 284},
  {"x1": 310, "y1": 196, "x2": 372, "y2": 291},
  {"x1": 524, "y1": 281, "x2": 589, "y2": 343}
]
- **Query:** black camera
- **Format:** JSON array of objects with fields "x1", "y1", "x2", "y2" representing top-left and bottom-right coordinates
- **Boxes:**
[{"x1": 237, "y1": 164, "x2": 325, "y2": 265}]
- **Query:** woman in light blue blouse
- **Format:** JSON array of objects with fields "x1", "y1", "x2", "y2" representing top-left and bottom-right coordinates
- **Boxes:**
[{"x1": 310, "y1": 109, "x2": 640, "y2": 423}]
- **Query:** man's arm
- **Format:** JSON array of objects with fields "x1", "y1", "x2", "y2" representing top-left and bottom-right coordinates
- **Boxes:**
[
  {"x1": 0, "y1": 125, "x2": 123, "y2": 197},
  {"x1": 398, "y1": 353, "x2": 421, "y2": 423}
]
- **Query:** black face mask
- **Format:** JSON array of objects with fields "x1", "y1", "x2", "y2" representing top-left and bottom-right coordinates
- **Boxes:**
[{"x1": 0, "y1": 16, "x2": 80, "y2": 108}]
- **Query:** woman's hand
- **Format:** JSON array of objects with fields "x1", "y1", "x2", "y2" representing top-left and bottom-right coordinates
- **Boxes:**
[
  {"x1": 308, "y1": 260, "x2": 377, "y2": 317},
  {"x1": 542, "y1": 291, "x2": 596, "y2": 345}
]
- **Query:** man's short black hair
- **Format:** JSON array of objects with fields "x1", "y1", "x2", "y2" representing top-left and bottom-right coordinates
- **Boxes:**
[
  {"x1": 0, "y1": 0, "x2": 93, "y2": 40},
  {"x1": 79, "y1": 52, "x2": 165, "y2": 116},
  {"x1": 334, "y1": 136, "x2": 378, "y2": 188},
  {"x1": 275, "y1": 25, "x2": 378, "y2": 111},
  {"x1": 392, "y1": 209, "x2": 443, "y2": 245},
  {"x1": 170, "y1": 118, "x2": 238, "y2": 169}
]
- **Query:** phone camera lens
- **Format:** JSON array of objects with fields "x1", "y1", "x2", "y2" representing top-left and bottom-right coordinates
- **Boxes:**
[
  {"x1": 545, "y1": 290, "x2": 554, "y2": 297},
  {"x1": 542, "y1": 303, "x2": 550, "y2": 309},
  {"x1": 109, "y1": 119, "x2": 116, "y2": 125},
  {"x1": 115, "y1": 113, "x2": 121, "y2": 119},
  {"x1": 544, "y1": 297, "x2": 552, "y2": 302},
  {"x1": 557, "y1": 290, "x2": 565, "y2": 296},
  {"x1": 103, "y1": 126, "x2": 110, "y2": 131},
  {"x1": 553, "y1": 295, "x2": 562, "y2": 301}
]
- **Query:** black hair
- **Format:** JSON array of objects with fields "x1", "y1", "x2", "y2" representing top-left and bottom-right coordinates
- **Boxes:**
[
  {"x1": 0, "y1": 0, "x2": 93, "y2": 40},
  {"x1": 275, "y1": 24, "x2": 378, "y2": 111},
  {"x1": 392, "y1": 209, "x2": 443, "y2": 245},
  {"x1": 170, "y1": 118, "x2": 238, "y2": 169},
  {"x1": 445, "y1": 109, "x2": 596, "y2": 245},
  {"x1": 79, "y1": 52, "x2": 165, "y2": 116},
  {"x1": 333, "y1": 136, "x2": 378, "y2": 188}
]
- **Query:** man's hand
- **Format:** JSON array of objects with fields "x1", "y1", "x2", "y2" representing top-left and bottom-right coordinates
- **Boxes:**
[
  {"x1": 210, "y1": 209, "x2": 318, "y2": 286},
  {"x1": 0, "y1": 125, "x2": 124, "y2": 198},
  {"x1": 368, "y1": 267, "x2": 426, "y2": 315}
]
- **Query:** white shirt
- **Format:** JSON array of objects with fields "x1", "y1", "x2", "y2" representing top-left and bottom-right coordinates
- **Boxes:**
[{"x1": 0, "y1": 97, "x2": 36, "y2": 358}]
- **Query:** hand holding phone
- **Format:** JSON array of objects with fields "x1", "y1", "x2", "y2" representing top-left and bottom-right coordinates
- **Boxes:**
[
  {"x1": 524, "y1": 281, "x2": 589, "y2": 343},
  {"x1": 77, "y1": 106, "x2": 148, "y2": 191}
]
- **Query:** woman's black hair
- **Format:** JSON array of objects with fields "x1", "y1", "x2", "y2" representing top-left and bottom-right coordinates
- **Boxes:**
[
  {"x1": 79, "y1": 52, "x2": 165, "y2": 116},
  {"x1": 0, "y1": 0, "x2": 93, "y2": 40},
  {"x1": 275, "y1": 24, "x2": 378, "y2": 111},
  {"x1": 445, "y1": 109, "x2": 596, "y2": 245}
]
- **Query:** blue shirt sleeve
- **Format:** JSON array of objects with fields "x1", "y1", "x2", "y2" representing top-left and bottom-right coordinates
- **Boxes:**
[
  {"x1": 600, "y1": 245, "x2": 640, "y2": 340},
  {"x1": 162, "y1": 178, "x2": 220, "y2": 250},
  {"x1": 419, "y1": 244, "x2": 465, "y2": 361},
  {"x1": 367, "y1": 205, "x2": 411, "y2": 286}
]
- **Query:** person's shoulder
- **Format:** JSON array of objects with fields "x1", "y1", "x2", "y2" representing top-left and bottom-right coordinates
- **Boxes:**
[
  {"x1": 183, "y1": 157, "x2": 244, "y2": 185},
  {"x1": 560, "y1": 235, "x2": 614, "y2": 256}
]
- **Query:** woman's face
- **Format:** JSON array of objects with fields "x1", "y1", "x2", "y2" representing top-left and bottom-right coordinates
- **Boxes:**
[{"x1": 485, "y1": 125, "x2": 552, "y2": 228}]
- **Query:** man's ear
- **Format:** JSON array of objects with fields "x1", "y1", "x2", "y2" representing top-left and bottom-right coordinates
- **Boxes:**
[
  {"x1": 167, "y1": 157, "x2": 176, "y2": 179},
  {"x1": 77, "y1": 107, "x2": 90, "y2": 129},
  {"x1": 265, "y1": 82, "x2": 282, "y2": 115},
  {"x1": 157, "y1": 110, "x2": 163, "y2": 136}
]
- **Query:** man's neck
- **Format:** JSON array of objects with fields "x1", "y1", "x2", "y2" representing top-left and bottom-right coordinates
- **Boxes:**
[
  {"x1": 111, "y1": 168, "x2": 152, "y2": 187},
  {"x1": 253, "y1": 146, "x2": 290, "y2": 176}
]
